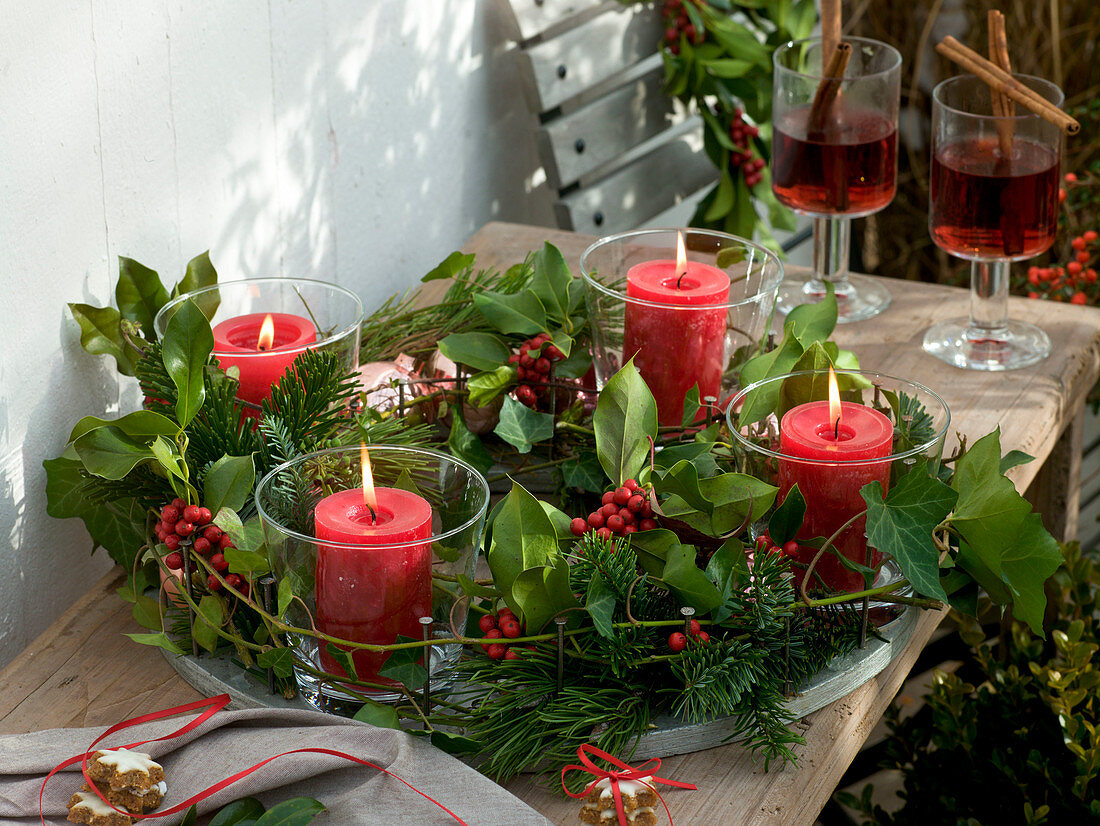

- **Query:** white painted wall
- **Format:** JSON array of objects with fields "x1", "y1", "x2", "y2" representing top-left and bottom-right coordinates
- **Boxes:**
[{"x1": 0, "y1": 0, "x2": 553, "y2": 668}]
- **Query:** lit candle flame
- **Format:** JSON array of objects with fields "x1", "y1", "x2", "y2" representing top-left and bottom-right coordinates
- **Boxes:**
[
  {"x1": 675, "y1": 231, "x2": 687, "y2": 288},
  {"x1": 828, "y1": 366, "x2": 841, "y2": 437},
  {"x1": 360, "y1": 444, "x2": 377, "y2": 512},
  {"x1": 257, "y1": 314, "x2": 276, "y2": 351}
]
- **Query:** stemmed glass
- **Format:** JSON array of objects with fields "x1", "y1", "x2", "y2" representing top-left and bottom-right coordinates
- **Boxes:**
[
  {"x1": 922, "y1": 74, "x2": 1063, "y2": 370},
  {"x1": 771, "y1": 37, "x2": 902, "y2": 323}
]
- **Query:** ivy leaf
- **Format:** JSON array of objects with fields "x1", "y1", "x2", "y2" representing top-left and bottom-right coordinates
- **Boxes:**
[
  {"x1": 950, "y1": 430, "x2": 1030, "y2": 580},
  {"x1": 768, "y1": 484, "x2": 806, "y2": 547},
  {"x1": 473, "y1": 289, "x2": 547, "y2": 335},
  {"x1": 467, "y1": 366, "x2": 515, "y2": 407},
  {"x1": 861, "y1": 472, "x2": 957, "y2": 602},
  {"x1": 68, "y1": 302, "x2": 134, "y2": 375},
  {"x1": 705, "y1": 58, "x2": 755, "y2": 78},
  {"x1": 447, "y1": 412, "x2": 494, "y2": 476},
  {"x1": 681, "y1": 386, "x2": 701, "y2": 428},
  {"x1": 255, "y1": 647, "x2": 295, "y2": 678},
  {"x1": 253, "y1": 798, "x2": 326, "y2": 825},
  {"x1": 422, "y1": 250, "x2": 475, "y2": 282},
  {"x1": 353, "y1": 698, "x2": 402, "y2": 730},
  {"x1": 277, "y1": 577, "x2": 293, "y2": 617},
  {"x1": 593, "y1": 360, "x2": 658, "y2": 486},
  {"x1": 194, "y1": 594, "x2": 227, "y2": 652},
  {"x1": 493, "y1": 396, "x2": 554, "y2": 454},
  {"x1": 1000, "y1": 513, "x2": 1062, "y2": 635},
  {"x1": 1000, "y1": 449, "x2": 1035, "y2": 475},
  {"x1": 325, "y1": 643, "x2": 358, "y2": 681},
  {"x1": 203, "y1": 454, "x2": 256, "y2": 515},
  {"x1": 586, "y1": 575, "x2": 617, "y2": 638},
  {"x1": 208, "y1": 798, "x2": 265, "y2": 826},
  {"x1": 662, "y1": 545, "x2": 724, "y2": 613},
  {"x1": 785, "y1": 281, "x2": 837, "y2": 348},
  {"x1": 529, "y1": 243, "x2": 574, "y2": 328},
  {"x1": 561, "y1": 452, "x2": 606, "y2": 492},
  {"x1": 162, "y1": 298, "x2": 214, "y2": 428},
  {"x1": 125, "y1": 632, "x2": 185, "y2": 655},
  {"x1": 378, "y1": 636, "x2": 427, "y2": 689},
  {"x1": 456, "y1": 574, "x2": 500, "y2": 601},
  {"x1": 116, "y1": 256, "x2": 169, "y2": 339},
  {"x1": 660, "y1": 471, "x2": 776, "y2": 536},
  {"x1": 437, "y1": 332, "x2": 511, "y2": 372},
  {"x1": 73, "y1": 426, "x2": 154, "y2": 479}
]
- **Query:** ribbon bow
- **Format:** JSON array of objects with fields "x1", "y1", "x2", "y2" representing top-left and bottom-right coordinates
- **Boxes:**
[{"x1": 561, "y1": 743, "x2": 696, "y2": 826}]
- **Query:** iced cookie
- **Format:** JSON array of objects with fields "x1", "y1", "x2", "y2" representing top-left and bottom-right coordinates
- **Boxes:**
[{"x1": 578, "y1": 777, "x2": 660, "y2": 826}]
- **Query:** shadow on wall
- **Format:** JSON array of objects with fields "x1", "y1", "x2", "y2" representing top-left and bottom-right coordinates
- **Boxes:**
[{"x1": 212, "y1": 0, "x2": 553, "y2": 313}]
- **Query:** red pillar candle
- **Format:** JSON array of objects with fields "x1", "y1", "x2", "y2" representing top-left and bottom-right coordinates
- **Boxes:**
[
  {"x1": 621, "y1": 235, "x2": 731, "y2": 426},
  {"x1": 777, "y1": 381, "x2": 893, "y2": 592},
  {"x1": 211, "y1": 313, "x2": 316, "y2": 411},
  {"x1": 313, "y1": 469, "x2": 433, "y2": 684}
]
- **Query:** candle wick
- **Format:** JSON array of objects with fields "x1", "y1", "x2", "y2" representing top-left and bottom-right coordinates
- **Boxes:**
[
  {"x1": 366, "y1": 503, "x2": 377, "y2": 524},
  {"x1": 676, "y1": 269, "x2": 687, "y2": 289},
  {"x1": 833, "y1": 417, "x2": 840, "y2": 441}
]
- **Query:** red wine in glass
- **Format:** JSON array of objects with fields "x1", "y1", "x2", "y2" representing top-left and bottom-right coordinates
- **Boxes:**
[
  {"x1": 930, "y1": 136, "x2": 1059, "y2": 260},
  {"x1": 772, "y1": 104, "x2": 897, "y2": 217}
]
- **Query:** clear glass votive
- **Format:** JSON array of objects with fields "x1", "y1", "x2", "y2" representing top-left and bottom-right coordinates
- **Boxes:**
[
  {"x1": 154, "y1": 278, "x2": 363, "y2": 410},
  {"x1": 725, "y1": 369, "x2": 950, "y2": 593},
  {"x1": 255, "y1": 444, "x2": 490, "y2": 711},
  {"x1": 580, "y1": 228, "x2": 783, "y2": 428}
]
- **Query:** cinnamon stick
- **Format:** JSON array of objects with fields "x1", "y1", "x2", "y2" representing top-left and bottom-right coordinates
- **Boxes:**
[
  {"x1": 821, "y1": 0, "x2": 842, "y2": 66},
  {"x1": 987, "y1": 10, "x2": 1015, "y2": 157},
  {"x1": 936, "y1": 35, "x2": 1079, "y2": 134},
  {"x1": 808, "y1": 42, "x2": 852, "y2": 135}
]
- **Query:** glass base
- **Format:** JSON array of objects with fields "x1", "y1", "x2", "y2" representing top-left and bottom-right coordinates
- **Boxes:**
[
  {"x1": 776, "y1": 273, "x2": 892, "y2": 323},
  {"x1": 922, "y1": 318, "x2": 1051, "y2": 371},
  {"x1": 291, "y1": 637, "x2": 460, "y2": 713}
]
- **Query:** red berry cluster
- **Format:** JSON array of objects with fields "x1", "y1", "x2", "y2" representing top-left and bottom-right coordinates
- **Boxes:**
[
  {"x1": 728, "y1": 108, "x2": 765, "y2": 187},
  {"x1": 661, "y1": 0, "x2": 703, "y2": 54},
  {"x1": 753, "y1": 533, "x2": 801, "y2": 559},
  {"x1": 157, "y1": 499, "x2": 243, "y2": 597},
  {"x1": 509, "y1": 333, "x2": 565, "y2": 411},
  {"x1": 477, "y1": 607, "x2": 524, "y2": 661},
  {"x1": 569, "y1": 479, "x2": 658, "y2": 541},
  {"x1": 1026, "y1": 227, "x2": 1098, "y2": 306},
  {"x1": 668, "y1": 619, "x2": 709, "y2": 652}
]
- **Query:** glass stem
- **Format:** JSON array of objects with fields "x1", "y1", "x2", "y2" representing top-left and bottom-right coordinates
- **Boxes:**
[
  {"x1": 968, "y1": 259, "x2": 1009, "y2": 335},
  {"x1": 811, "y1": 216, "x2": 851, "y2": 291}
]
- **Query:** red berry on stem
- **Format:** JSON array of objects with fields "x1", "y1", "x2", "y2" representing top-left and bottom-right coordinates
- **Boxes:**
[
  {"x1": 210, "y1": 552, "x2": 229, "y2": 572},
  {"x1": 601, "y1": 502, "x2": 619, "y2": 518},
  {"x1": 480, "y1": 628, "x2": 503, "y2": 652},
  {"x1": 478, "y1": 614, "x2": 498, "y2": 633},
  {"x1": 193, "y1": 537, "x2": 212, "y2": 555},
  {"x1": 601, "y1": 490, "x2": 616, "y2": 505},
  {"x1": 175, "y1": 520, "x2": 194, "y2": 537},
  {"x1": 204, "y1": 526, "x2": 223, "y2": 542},
  {"x1": 696, "y1": 631, "x2": 711, "y2": 644},
  {"x1": 165, "y1": 552, "x2": 183, "y2": 571},
  {"x1": 619, "y1": 509, "x2": 635, "y2": 525},
  {"x1": 225, "y1": 573, "x2": 242, "y2": 589},
  {"x1": 570, "y1": 517, "x2": 589, "y2": 537},
  {"x1": 606, "y1": 514, "x2": 625, "y2": 533},
  {"x1": 782, "y1": 540, "x2": 800, "y2": 556},
  {"x1": 501, "y1": 619, "x2": 522, "y2": 638},
  {"x1": 668, "y1": 632, "x2": 687, "y2": 652},
  {"x1": 504, "y1": 648, "x2": 520, "y2": 661},
  {"x1": 163, "y1": 534, "x2": 181, "y2": 551},
  {"x1": 588, "y1": 511, "x2": 605, "y2": 529},
  {"x1": 183, "y1": 504, "x2": 202, "y2": 524},
  {"x1": 613, "y1": 487, "x2": 631, "y2": 506},
  {"x1": 596, "y1": 527, "x2": 614, "y2": 541},
  {"x1": 207, "y1": 575, "x2": 222, "y2": 592},
  {"x1": 688, "y1": 619, "x2": 701, "y2": 636},
  {"x1": 639, "y1": 518, "x2": 658, "y2": 532},
  {"x1": 487, "y1": 643, "x2": 508, "y2": 660},
  {"x1": 198, "y1": 507, "x2": 212, "y2": 525},
  {"x1": 623, "y1": 524, "x2": 638, "y2": 534},
  {"x1": 219, "y1": 534, "x2": 233, "y2": 550},
  {"x1": 160, "y1": 506, "x2": 179, "y2": 524},
  {"x1": 628, "y1": 495, "x2": 645, "y2": 513},
  {"x1": 171, "y1": 497, "x2": 186, "y2": 510}
]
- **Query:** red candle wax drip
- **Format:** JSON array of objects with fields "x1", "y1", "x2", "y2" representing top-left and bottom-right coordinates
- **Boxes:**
[
  {"x1": 313, "y1": 487, "x2": 433, "y2": 684},
  {"x1": 621, "y1": 257, "x2": 730, "y2": 427},
  {"x1": 777, "y1": 400, "x2": 893, "y2": 592},
  {"x1": 211, "y1": 313, "x2": 316, "y2": 414}
]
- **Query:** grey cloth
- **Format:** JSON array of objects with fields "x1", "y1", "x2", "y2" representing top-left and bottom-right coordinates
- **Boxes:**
[{"x1": 0, "y1": 706, "x2": 552, "y2": 825}]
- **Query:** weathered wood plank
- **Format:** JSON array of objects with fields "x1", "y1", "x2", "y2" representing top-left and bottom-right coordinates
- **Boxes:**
[{"x1": 499, "y1": 0, "x2": 615, "y2": 44}]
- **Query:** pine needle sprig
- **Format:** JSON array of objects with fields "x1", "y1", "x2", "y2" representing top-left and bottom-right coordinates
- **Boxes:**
[
  {"x1": 670, "y1": 639, "x2": 759, "y2": 722},
  {"x1": 260, "y1": 350, "x2": 359, "y2": 460},
  {"x1": 893, "y1": 391, "x2": 937, "y2": 453},
  {"x1": 256, "y1": 416, "x2": 322, "y2": 534},
  {"x1": 185, "y1": 374, "x2": 261, "y2": 476}
]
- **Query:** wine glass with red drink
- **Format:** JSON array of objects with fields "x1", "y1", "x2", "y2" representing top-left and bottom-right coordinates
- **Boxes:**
[
  {"x1": 923, "y1": 74, "x2": 1063, "y2": 370},
  {"x1": 772, "y1": 37, "x2": 901, "y2": 322}
]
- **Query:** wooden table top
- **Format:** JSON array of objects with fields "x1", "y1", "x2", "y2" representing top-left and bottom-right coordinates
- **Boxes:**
[{"x1": 4, "y1": 221, "x2": 1099, "y2": 825}]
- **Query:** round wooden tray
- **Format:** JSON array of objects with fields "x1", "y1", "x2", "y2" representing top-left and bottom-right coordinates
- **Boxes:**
[{"x1": 160, "y1": 605, "x2": 918, "y2": 759}]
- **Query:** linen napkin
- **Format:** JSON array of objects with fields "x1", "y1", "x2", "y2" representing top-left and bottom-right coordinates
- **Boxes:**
[{"x1": 0, "y1": 704, "x2": 552, "y2": 825}]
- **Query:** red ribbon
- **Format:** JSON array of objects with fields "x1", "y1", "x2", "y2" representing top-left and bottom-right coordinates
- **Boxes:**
[
  {"x1": 561, "y1": 743, "x2": 696, "y2": 826},
  {"x1": 40, "y1": 693, "x2": 467, "y2": 825}
]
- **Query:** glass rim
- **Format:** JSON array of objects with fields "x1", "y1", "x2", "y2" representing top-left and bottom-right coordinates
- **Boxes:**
[
  {"x1": 932, "y1": 72, "x2": 1065, "y2": 119},
  {"x1": 153, "y1": 276, "x2": 365, "y2": 355},
  {"x1": 725, "y1": 368, "x2": 951, "y2": 466},
  {"x1": 773, "y1": 35, "x2": 903, "y2": 81},
  {"x1": 254, "y1": 443, "x2": 491, "y2": 551},
  {"x1": 579, "y1": 227, "x2": 784, "y2": 311}
]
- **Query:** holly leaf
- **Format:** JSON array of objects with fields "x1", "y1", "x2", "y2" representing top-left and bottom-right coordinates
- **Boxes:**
[
  {"x1": 861, "y1": 472, "x2": 957, "y2": 602},
  {"x1": 950, "y1": 430, "x2": 1030, "y2": 580},
  {"x1": 529, "y1": 243, "x2": 574, "y2": 329},
  {"x1": 254, "y1": 798, "x2": 326, "y2": 825},
  {"x1": 378, "y1": 636, "x2": 427, "y2": 689},
  {"x1": 447, "y1": 412, "x2": 493, "y2": 476},
  {"x1": 1000, "y1": 513, "x2": 1062, "y2": 635},
  {"x1": 494, "y1": 396, "x2": 554, "y2": 454},
  {"x1": 437, "y1": 332, "x2": 511, "y2": 372},
  {"x1": 353, "y1": 699, "x2": 402, "y2": 730},
  {"x1": 785, "y1": 280, "x2": 837, "y2": 347},
  {"x1": 428, "y1": 730, "x2": 481, "y2": 755},
  {"x1": 473, "y1": 289, "x2": 547, "y2": 335},
  {"x1": 68, "y1": 302, "x2": 134, "y2": 375},
  {"x1": 768, "y1": 485, "x2": 806, "y2": 547},
  {"x1": 73, "y1": 426, "x2": 155, "y2": 479},
  {"x1": 116, "y1": 256, "x2": 169, "y2": 338},
  {"x1": 194, "y1": 594, "x2": 226, "y2": 652},
  {"x1": 125, "y1": 632, "x2": 185, "y2": 655},
  {"x1": 586, "y1": 575, "x2": 617, "y2": 638},
  {"x1": 162, "y1": 298, "x2": 214, "y2": 428},
  {"x1": 593, "y1": 359, "x2": 658, "y2": 486},
  {"x1": 466, "y1": 366, "x2": 515, "y2": 407},
  {"x1": 422, "y1": 250, "x2": 475, "y2": 282},
  {"x1": 705, "y1": 539, "x2": 750, "y2": 622},
  {"x1": 776, "y1": 341, "x2": 834, "y2": 417},
  {"x1": 736, "y1": 333, "x2": 804, "y2": 425},
  {"x1": 629, "y1": 528, "x2": 682, "y2": 577},
  {"x1": 208, "y1": 799, "x2": 265, "y2": 826},
  {"x1": 662, "y1": 545, "x2": 724, "y2": 613},
  {"x1": 203, "y1": 454, "x2": 256, "y2": 515},
  {"x1": 486, "y1": 483, "x2": 560, "y2": 608},
  {"x1": 511, "y1": 555, "x2": 579, "y2": 633}
]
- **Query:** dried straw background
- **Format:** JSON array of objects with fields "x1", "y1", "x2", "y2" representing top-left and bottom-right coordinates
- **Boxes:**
[{"x1": 846, "y1": 0, "x2": 1099, "y2": 284}]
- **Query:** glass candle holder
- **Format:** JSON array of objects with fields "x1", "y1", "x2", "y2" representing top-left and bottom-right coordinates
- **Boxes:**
[
  {"x1": 580, "y1": 228, "x2": 783, "y2": 428},
  {"x1": 154, "y1": 278, "x2": 363, "y2": 412},
  {"x1": 725, "y1": 369, "x2": 950, "y2": 593},
  {"x1": 255, "y1": 444, "x2": 490, "y2": 712}
]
